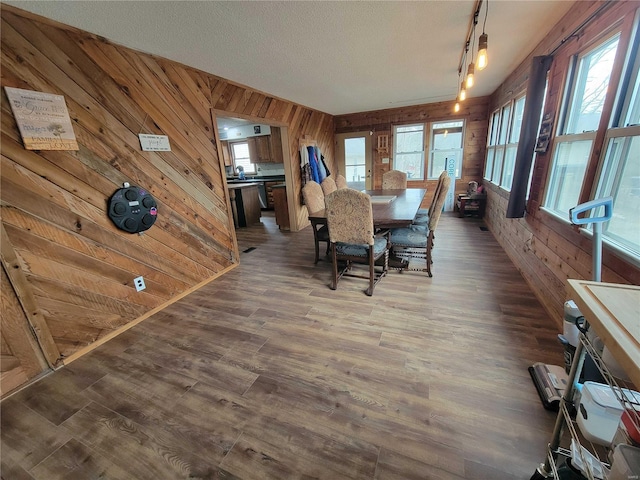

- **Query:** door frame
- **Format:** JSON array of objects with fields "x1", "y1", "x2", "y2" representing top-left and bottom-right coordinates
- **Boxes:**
[{"x1": 335, "y1": 131, "x2": 373, "y2": 190}]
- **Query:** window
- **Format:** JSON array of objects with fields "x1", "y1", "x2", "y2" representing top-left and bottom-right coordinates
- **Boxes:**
[
  {"x1": 593, "y1": 21, "x2": 640, "y2": 258},
  {"x1": 394, "y1": 120, "x2": 465, "y2": 181},
  {"x1": 484, "y1": 96, "x2": 525, "y2": 190},
  {"x1": 492, "y1": 104, "x2": 511, "y2": 185},
  {"x1": 544, "y1": 32, "x2": 621, "y2": 218},
  {"x1": 394, "y1": 124, "x2": 425, "y2": 180},
  {"x1": 502, "y1": 96, "x2": 526, "y2": 190},
  {"x1": 484, "y1": 111, "x2": 500, "y2": 181},
  {"x1": 428, "y1": 121, "x2": 464, "y2": 179},
  {"x1": 231, "y1": 141, "x2": 256, "y2": 174}
]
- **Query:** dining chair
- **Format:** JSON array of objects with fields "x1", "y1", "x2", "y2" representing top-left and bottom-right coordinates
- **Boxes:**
[
  {"x1": 335, "y1": 174, "x2": 348, "y2": 189},
  {"x1": 302, "y1": 181, "x2": 330, "y2": 264},
  {"x1": 321, "y1": 176, "x2": 338, "y2": 195},
  {"x1": 382, "y1": 170, "x2": 407, "y2": 190},
  {"x1": 325, "y1": 189, "x2": 389, "y2": 296},
  {"x1": 389, "y1": 174, "x2": 451, "y2": 277},
  {"x1": 413, "y1": 170, "x2": 448, "y2": 225}
]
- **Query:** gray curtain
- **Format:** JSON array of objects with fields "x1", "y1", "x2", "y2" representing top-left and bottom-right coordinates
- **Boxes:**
[{"x1": 506, "y1": 55, "x2": 554, "y2": 218}]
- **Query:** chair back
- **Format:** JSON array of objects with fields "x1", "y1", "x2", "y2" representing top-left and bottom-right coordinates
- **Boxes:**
[
  {"x1": 429, "y1": 170, "x2": 448, "y2": 211},
  {"x1": 382, "y1": 170, "x2": 407, "y2": 189},
  {"x1": 321, "y1": 177, "x2": 337, "y2": 195},
  {"x1": 325, "y1": 189, "x2": 374, "y2": 246},
  {"x1": 428, "y1": 175, "x2": 451, "y2": 232},
  {"x1": 302, "y1": 181, "x2": 325, "y2": 214},
  {"x1": 335, "y1": 174, "x2": 348, "y2": 189}
]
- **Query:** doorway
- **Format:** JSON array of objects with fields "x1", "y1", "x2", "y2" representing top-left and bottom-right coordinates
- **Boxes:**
[
  {"x1": 214, "y1": 114, "x2": 297, "y2": 230},
  {"x1": 335, "y1": 132, "x2": 373, "y2": 190}
]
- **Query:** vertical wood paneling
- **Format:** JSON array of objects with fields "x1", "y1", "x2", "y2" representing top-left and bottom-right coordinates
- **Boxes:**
[
  {"x1": 0, "y1": 4, "x2": 334, "y2": 376},
  {"x1": 335, "y1": 97, "x2": 489, "y2": 208},
  {"x1": 484, "y1": 1, "x2": 640, "y2": 324}
]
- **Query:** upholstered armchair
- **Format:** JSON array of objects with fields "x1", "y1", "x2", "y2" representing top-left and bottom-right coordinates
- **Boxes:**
[
  {"x1": 335, "y1": 174, "x2": 348, "y2": 189},
  {"x1": 321, "y1": 176, "x2": 338, "y2": 195},
  {"x1": 382, "y1": 170, "x2": 407, "y2": 190},
  {"x1": 325, "y1": 189, "x2": 389, "y2": 296},
  {"x1": 302, "y1": 181, "x2": 330, "y2": 264},
  {"x1": 389, "y1": 175, "x2": 450, "y2": 277}
]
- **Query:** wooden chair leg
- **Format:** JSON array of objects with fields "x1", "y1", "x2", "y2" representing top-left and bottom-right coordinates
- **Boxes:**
[
  {"x1": 313, "y1": 229, "x2": 320, "y2": 264},
  {"x1": 426, "y1": 231, "x2": 434, "y2": 277},
  {"x1": 330, "y1": 243, "x2": 338, "y2": 290},
  {"x1": 366, "y1": 248, "x2": 375, "y2": 296}
]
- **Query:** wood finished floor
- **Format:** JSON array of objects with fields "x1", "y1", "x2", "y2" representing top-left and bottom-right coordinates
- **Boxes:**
[{"x1": 1, "y1": 212, "x2": 563, "y2": 480}]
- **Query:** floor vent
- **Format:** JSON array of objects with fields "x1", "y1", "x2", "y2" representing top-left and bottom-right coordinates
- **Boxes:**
[{"x1": 243, "y1": 247, "x2": 256, "y2": 253}]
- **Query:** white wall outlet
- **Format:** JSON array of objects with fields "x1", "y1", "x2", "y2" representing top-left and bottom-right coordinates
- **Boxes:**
[
  {"x1": 133, "y1": 276, "x2": 146, "y2": 292},
  {"x1": 382, "y1": 157, "x2": 390, "y2": 164}
]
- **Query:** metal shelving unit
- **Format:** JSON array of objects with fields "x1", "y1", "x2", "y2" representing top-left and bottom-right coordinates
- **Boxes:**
[{"x1": 531, "y1": 198, "x2": 639, "y2": 480}]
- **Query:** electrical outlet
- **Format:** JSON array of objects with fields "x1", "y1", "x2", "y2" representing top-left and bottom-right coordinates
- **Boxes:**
[{"x1": 133, "y1": 276, "x2": 146, "y2": 292}]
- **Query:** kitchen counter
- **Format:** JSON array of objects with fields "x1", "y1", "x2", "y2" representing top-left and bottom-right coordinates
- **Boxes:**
[
  {"x1": 226, "y1": 175, "x2": 285, "y2": 184},
  {"x1": 227, "y1": 183, "x2": 261, "y2": 228}
]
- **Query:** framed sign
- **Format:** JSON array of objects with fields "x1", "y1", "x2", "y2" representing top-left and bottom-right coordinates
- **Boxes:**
[
  {"x1": 4, "y1": 87, "x2": 79, "y2": 150},
  {"x1": 138, "y1": 134, "x2": 171, "y2": 151},
  {"x1": 535, "y1": 113, "x2": 554, "y2": 153}
]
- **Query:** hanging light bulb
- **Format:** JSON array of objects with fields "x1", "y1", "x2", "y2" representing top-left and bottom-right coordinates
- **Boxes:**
[
  {"x1": 477, "y1": 33, "x2": 488, "y2": 70},
  {"x1": 459, "y1": 82, "x2": 467, "y2": 101},
  {"x1": 454, "y1": 102, "x2": 460, "y2": 113},
  {"x1": 466, "y1": 63, "x2": 475, "y2": 89}
]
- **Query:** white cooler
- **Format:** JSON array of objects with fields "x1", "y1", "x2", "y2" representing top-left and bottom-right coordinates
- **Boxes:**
[{"x1": 577, "y1": 382, "x2": 640, "y2": 446}]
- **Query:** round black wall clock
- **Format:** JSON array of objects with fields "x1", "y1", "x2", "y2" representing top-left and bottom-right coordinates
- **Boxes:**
[{"x1": 108, "y1": 183, "x2": 158, "y2": 233}]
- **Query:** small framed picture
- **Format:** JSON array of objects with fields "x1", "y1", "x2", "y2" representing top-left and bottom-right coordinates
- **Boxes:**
[
  {"x1": 535, "y1": 113, "x2": 554, "y2": 153},
  {"x1": 254, "y1": 126, "x2": 261, "y2": 134}
]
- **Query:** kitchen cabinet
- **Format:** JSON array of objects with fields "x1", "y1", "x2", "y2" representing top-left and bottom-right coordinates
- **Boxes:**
[
  {"x1": 271, "y1": 184, "x2": 289, "y2": 230},
  {"x1": 254, "y1": 136, "x2": 272, "y2": 163},
  {"x1": 220, "y1": 140, "x2": 232, "y2": 166},
  {"x1": 265, "y1": 181, "x2": 280, "y2": 209},
  {"x1": 269, "y1": 127, "x2": 283, "y2": 164}
]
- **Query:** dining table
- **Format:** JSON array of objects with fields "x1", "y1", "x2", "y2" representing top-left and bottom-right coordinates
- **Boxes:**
[
  {"x1": 308, "y1": 188, "x2": 427, "y2": 268},
  {"x1": 308, "y1": 188, "x2": 427, "y2": 230}
]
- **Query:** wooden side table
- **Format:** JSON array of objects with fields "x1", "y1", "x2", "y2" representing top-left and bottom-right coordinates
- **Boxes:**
[{"x1": 456, "y1": 193, "x2": 487, "y2": 218}]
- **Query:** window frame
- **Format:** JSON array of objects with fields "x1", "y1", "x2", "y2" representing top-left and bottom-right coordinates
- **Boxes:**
[
  {"x1": 537, "y1": 6, "x2": 640, "y2": 265},
  {"x1": 230, "y1": 140, "x2": 256, "y2": 174},
  {"x1": 427, "y1": 120, "x2": 464, "y2": 180},
  {"x1": 392, "y1": 123, "x2": 426, "y2": 181},
  {"x1": 484, "y1": 95, "x2": 525, "y2": 191},
  {"x1": 542, "y1": 28, "x2": 623, "y2": 221},
  {"x1": 392, "y1": 120, "x2": 465, "y2": 181}
]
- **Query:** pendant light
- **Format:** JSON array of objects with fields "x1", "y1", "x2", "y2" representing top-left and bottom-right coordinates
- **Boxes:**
[
  {"x1": 477, "y1": 1, "x2": 489, "y2": 70},
  {"x1": 466, "y1": 63, "x2": 475, "y2": 89},
  {"x1": 477, "y1": 33, "x2": 488, "y2": 70}
]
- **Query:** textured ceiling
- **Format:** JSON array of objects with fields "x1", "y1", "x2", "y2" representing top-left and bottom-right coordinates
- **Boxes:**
[{"x1": 5, "y1": 1, "x2": 574, "y2": 116}]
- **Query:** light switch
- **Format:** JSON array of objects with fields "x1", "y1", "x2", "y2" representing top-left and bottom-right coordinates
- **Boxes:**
[{"x1": 382, "y1": 158, "x2": 389, "y2": 164}]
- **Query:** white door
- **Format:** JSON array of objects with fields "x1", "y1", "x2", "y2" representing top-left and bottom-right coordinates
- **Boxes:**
[{"x1": 335, "y1": 132, "x2": 372, "y2": 190}]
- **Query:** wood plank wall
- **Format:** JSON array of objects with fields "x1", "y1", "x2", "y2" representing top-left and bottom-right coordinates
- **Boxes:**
[
  {"x1": 335, "y1": 97, "x2": 489, "y2": 209},
  {"x1": 0, "y1": 4, "x2": 334, "y2": 379},
  {"x1": 484, "y1": 0, "x2": 640, "y2": 324}
]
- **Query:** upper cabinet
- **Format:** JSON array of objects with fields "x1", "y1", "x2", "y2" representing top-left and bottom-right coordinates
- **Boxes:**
[
  {"x1": 269, "y1": 127, "x2": 283, "y2": 164},
  {"x1": 225, "y1": 128, "x2": 283, "y2": 165},
  {"x1": 220, "y1": 140, "x2": 232, "y2": 166},
  {"x1": 254, "y1": 136, "x2": 272, "y2": 163}
]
